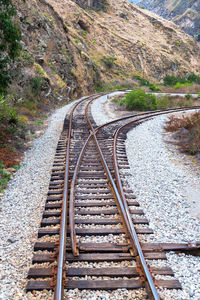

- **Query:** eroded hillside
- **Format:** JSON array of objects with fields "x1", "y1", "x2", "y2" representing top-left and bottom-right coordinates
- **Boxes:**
[{"x1": 12, "y1": 0, "x2": 200, "y2": 99}]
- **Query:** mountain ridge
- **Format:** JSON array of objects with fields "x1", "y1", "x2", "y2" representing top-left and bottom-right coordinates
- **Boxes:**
[{"x1": 138, "y1": 0, "x2": 200, "y2": 40}]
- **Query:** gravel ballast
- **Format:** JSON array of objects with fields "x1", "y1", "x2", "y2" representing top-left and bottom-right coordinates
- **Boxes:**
[
  {"x1": 125, "y1": 115, "x2": 200, "y2": 300},
  {"x1": 1, "y1": 94, "x2": 199, "y2": 300},
  {"x1": 0, "y1": 99, "x2": 81, "y2": 299},
  {"x1": 91, "y1": 99, "x2": 200, "y2": 300}
]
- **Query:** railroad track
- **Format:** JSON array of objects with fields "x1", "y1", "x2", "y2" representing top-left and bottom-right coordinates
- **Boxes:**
[{"x1": 26, "y1": 93, "x2": 200, "y2": 299}]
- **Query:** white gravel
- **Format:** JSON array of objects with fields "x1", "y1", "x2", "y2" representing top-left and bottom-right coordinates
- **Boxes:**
[
  {"x1": 125, "y1": 115, "x2": 200, "y2": 300},
  {"x1": 0, "y1": 99, "x2": 81, "y2": 300},
  {"x1": 91, "y1": 92, "x2": 126, "y2": 125}
]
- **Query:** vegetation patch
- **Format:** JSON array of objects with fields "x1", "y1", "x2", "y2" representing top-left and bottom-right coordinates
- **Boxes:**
[
  {"x1": 120, "y1": 89, "x2": 158, "y2": 111},
  {"x1": 163, "y1": 73, "x2": 200, "y2": 87},
  {"x1": 165, "y1": 112, "x2": 200, "y2": 155},
  {"x1": 100, "y1": 56, "x2": 117, "y2": 69},
  {"x1": 115, "y1": 89, "x2": 198, "y2": 111}
]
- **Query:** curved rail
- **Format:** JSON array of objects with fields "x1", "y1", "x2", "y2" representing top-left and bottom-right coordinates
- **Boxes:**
[
  {"x1": 56, "y1": 88, "x2": 200, "y2": 299},
  {"x1": 69, "y1": 134, "x2": 93, "y2": 256},
  {"x1": 68, "y1": 93, "x2": 108, "y2": 258},
  {"x1": 112, "y1": 106, "x2": 200, "y2": 299},
  {"x1": 54, "y1": 94, "x2": 103, "y2": 299}
]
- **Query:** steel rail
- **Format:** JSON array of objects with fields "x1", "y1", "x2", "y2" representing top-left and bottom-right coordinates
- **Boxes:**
[
  {"x1": 95, "y1": 105, "x2": 200, "y2": 133},
  {"x1": 68, "y1": 94, "x2": 108, "y2": 257},
  {"x1": 54, "y1": 94, "x2": 102, "y2": 299},
  {"x1": 112, "y1": 106, "x2": 200, "y2": 299},
  {"x1": 87, "y1": 100, "x2": 200, "y2": 299},
  {"x1": 58, "y1": 90, "x2": 200, "y2": 298},
  {"x1": 69, "y1": 134, "x2": 93, "y2": 256},
  {"x1": 85, "y1": 102, "x2": 160, "y2": 298}
]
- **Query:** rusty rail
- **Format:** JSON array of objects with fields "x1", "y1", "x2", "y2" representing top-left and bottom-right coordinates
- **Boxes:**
[
  {"x1": 54, "y1": 94, "x2": 101, "y2": 299},
  {"x1": 69, "y1": 134, "x2": 93, "y2": 256},
  {"x1": 55, "y1": 90, "x2": 200, "y2": 299}
]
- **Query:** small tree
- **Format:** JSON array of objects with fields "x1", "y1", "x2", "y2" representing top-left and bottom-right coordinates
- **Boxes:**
[{"x1": 0, "y1": 0, "x2": 21, "y2": 94}]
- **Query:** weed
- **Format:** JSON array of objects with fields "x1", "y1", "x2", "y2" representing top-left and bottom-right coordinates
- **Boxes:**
[
  {"x1": 0, "y1": 160, "x2": 11, "y2": 192},
  {"x1": 34, "y1": 63, "x2": 45, "y2": 76},
  {"x1": 157, "y1": 96, "x2": 169, "y2": 110},
  {"x1": 18, "y1": 49, "x2": 34, "y2": 63},
  {"x1": 35, "y1": 120, "x2": 44, "y2": 126},
  {"x1": 44, "y1": 13, "x2": 54, "y2": 22},
  {"x1": 81, "y1": 30, "x2": 87, "y2": 37},
  {"x1": 21, "y1": 99, "x2": 37, "y2": 111},
  {"x1": 26, "y1": 18, "x2": 32, "y2": 25}
]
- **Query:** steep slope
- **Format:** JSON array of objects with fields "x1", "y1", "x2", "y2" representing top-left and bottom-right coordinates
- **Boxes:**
[
  {"x1": 138, "y1": 0, "x2": 200, "y2": 40},
  {"x1": 12, "y1": 0, "x2": 200, "y2": 100}
]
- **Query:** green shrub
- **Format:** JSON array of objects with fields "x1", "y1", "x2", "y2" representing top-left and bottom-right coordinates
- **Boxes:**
[
  {"x1": 174, "y1": 82, "x2": 192, "y2": 89},
  {"x1": 163, "y1": 75, "x2": 178, "y2": 86},
  {"x1": 31, "y1": 76, "x2": 42, "y2": 96},
  {"x1": 149, "y1": 84, "x2": 161, "y2": 91},
  {"x1": 164, "y1": 73, "x2": 200, "y2": 86},
  {"x1": 120, "y1": 89, "x2": 158, "y2": 111},
  {"x1": 95, "y1": 82, "x2": 105, "y2": 92},
  {"x1": 0, "y1": 95, "x2": 18, "y2": 124},
  {"x1": 187, "y1": 73, "x2": 200, "y2": 84},
  {"x1": 185, "y1": 94, "x2": 192, "y2": 100},
  {"x1": 139, "y1": 78, "x2": 150, "y2": 86},
  {"x1": 133, "y1": 75, "x2": 150, "y2": 86},
  {"x1": 0, "y1": 0, "x2": 22, "y2": 94},
  {"x1": 101, "y1": 56, "x2": 117, "y2": 69}
]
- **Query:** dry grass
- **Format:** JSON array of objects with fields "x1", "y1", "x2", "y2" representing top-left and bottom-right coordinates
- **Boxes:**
[{"x1": 165, "y1": 111, "x2": 200, "y2": 154}]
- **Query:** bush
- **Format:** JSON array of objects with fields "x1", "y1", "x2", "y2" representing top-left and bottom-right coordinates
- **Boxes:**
[
  {"x1": 139, "y1": 78, "x2": 150, "y2": 86},
  {"x1": 149, "y1": 84, "x2": 161, "y2": 91},
  {"x1": 187, "y1": 73, "x2": 200, "y2": 84},
  {"x1": 185, "y1": 94, "x2": 192, "y2": 100},
  {"x1": 31, "y1": 76, "x2": 42, "y2": 96},
  {"x1": 0, "y1": 95, "x2": 18, "y2": 125},
  {"x1": 120, "y1": 89, "x2": 158, "y2": 111},
  {"x1": 0, "y1": 0, "x2": 21, "y2": 94},
  {"x1": 163, "y1": 75, "x2": 178, "y2": 86},
  {"x1": 174, "y1": 82, "x2": 192, "y2": 89},
  {"x1": 101, "y1": 56, "x2": 117, "y2": 69},
  {"x1": 163, "y1": 73, "x2": 200, "y2": 86}
]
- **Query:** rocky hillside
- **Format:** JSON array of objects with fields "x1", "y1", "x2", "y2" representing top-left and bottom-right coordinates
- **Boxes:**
[
  {"x1": 138, "y1": 0, "x2": 200, "y2": 40},
  {"x1": 11, "y1": 0, "x2": 200, "y2": 100}
]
